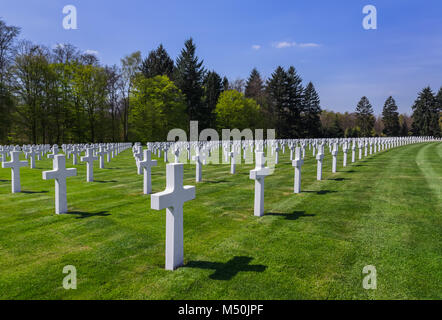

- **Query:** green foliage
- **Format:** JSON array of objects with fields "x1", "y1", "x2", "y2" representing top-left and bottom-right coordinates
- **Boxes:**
[
  {"x1": 72, "y1": 64, "x2": 109, "y2": 143},
  {"x1": 201, "y1": 71, "x2": 222, "y2": 129},
  {"x1": 129, "y1": 75, "x2": 187, "y2": 142},
  {"x1": 245, "y1": 68, "x2": 265, "y2": 100},
  {"x1": 174, "y1": 38, "x2": 205, "y2": 121},
  {"x1": 302, "y1": 82, "x2": 322, "y2": 137},
  {"x1": 356, "y1": 96, "x2": 375, "y2": 136},
  {"x1": 140, "y1": 44, "x2": 174, "y2": 79},
  {"x1": 411, "y1": 87, "x2": 440, "y2": 137},
  {"x1": 0, "y1": 18, "x2": 20, "y2": 86},
  {"x1": 215, "y1": 90, "x2": 261, "y2": 131},
  {"x1": 0, "y1": 83, "x2": 15, "y2": 143},
  {"x1": 266, "y1": 66, "x2": 304, "y2": 138},
  {"x1": 382, "y1": 96, "x2": 400, "y2": 136}
]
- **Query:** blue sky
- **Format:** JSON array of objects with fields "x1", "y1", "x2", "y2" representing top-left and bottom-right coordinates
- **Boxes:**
[{"x1": 1, "y1": 0, "x2": 441, "y2": 114}]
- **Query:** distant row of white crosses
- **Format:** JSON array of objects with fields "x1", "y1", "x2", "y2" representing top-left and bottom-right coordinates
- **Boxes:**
[
  {"x1": 1, "y1": 137, "x2": 439, "y2": 270},
  {"x1": 139, "y1": 136, "x2": 438, "y2": 270},
  {"x1": 0, "y1": 143, "x2": 132, "y2": 213}
]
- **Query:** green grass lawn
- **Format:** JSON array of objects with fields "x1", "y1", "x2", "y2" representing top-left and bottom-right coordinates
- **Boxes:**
[{"x1": 0, "y1": 142, "x2": 441, "y2": 299}]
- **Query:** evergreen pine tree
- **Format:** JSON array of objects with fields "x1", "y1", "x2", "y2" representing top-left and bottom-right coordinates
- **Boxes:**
[
  {"x1": 266, "y1": 66, "x2": 289, "y2": 137},
  {"x1": 202, "y1": 71, "x2": 222, "y2": 129},
  {"x1": 140, "y1": 44, "x2": 174, "y2": 79},
  {"x1": 355, "y1": 96, "x2": 375, "y2": 136},
  {"x1": 302, "y1": 82, "x2": 322, "y2": 137},
  {"x1": 222, "y1": 76, "x2": 229, "y2": 92},
  {"x1": 411, "y1": 87, "x2": 439, "y2": 136},
  {"x1": 382, "y1": 96, "x2": 400, "y2": 136},
  {"x1": 437, "y1": 87, "x2": 442, "y2": 136},
  {"x1": 245, "y1": 68, "x2": 265, "y2": 99},
  {"x1": 286, "y1": 66, "x2": 304, "y2": 137},
  {"x1": 174, "y1": 38, "x2": 206, "y2": 121}
]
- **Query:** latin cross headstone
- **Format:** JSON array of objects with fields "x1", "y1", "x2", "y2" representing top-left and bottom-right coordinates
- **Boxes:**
[
  {"x1": 192, "y1": 148, "x2": 202, "y2": 182},
  {"x1": 28, "y1": 147, "x2": 38, "y2": 169},
  {"x1": 81, "y1": 148, "x2": 98, "y2": 182},
  {"x1": 316, "y1": 145, "x2": 324, "y2": 181},
  {"x1": 351, "y1": 142, "x2": 356, "y2": 163},
  {"x1": 48, "y1": 145, "x2": 59, "y2": 159},
  {"x1": 343, "y1": 142, "x2": 348, "y2": 167},
  {"x1": 229, "y1": 150, "x2": 236, "y2": 174},
  {"x1": 332, "y1": 143, "x2": 338, "y2": 173},
  {"x1": 249, "y1": 151, "x2": 271, "y2": 217},
  {"x1": 97, "y1": 147, "x2": 107, "y2": 169},
  {"x1": 2, "y1": 151, "x2": 28, "y2": 193},
  {"x1": 292, "y1": 147, "x2": 304, "y2": 193},
  {"x1": 274, "y1": 144, "x2": 280, "y2": 164},
  {"x1": 151, "y1": 163, "x2": 195, "y2": 270},
  {"x1": 42, "y1": 154, "x2": 77, "y2": 214},
  {"x1": 139, "y1": 150, "x2": 157, "y2": 194},
  {"x1": 173, "y1": 147, "x2": 180, "y2": 163}
]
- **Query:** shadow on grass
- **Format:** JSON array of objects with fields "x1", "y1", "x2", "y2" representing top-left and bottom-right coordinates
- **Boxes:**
[
  {"x1": 328, "y1": 177, "x2": 349, "y2": 181},
  {"x1": 266, "y1": 210, "x2": 315, "y2": 220},
  {"x1": 185, "y1": 256, "x2": 266, "y2": 280},
  {"x1": 0, "y1": 179, "x2": 10, "y2": 182},
  {"x1": 94, "y1": 180, "x2": 117, "y2": 183},
  {"x1": 204, "y1": 180, "x2": 228, "y2": 184},
  {"x1": 303, "y1": 190, "x2": 337, "y2": 195},
  {"x1": 22, "y1": 190, "x2": 49, "y2": 194},
  {"x1": 69, "y1": 211, "x2": 110, "y2": 219}
]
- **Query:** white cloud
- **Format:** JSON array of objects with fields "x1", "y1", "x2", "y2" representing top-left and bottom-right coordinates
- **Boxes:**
[
  {"x1": 273, "y1": 41, "x2": 297, "y2": 49},
  {"x1": 298, "y1": 42, "x2": 320, "y2": 48},
  {"x1": 84, "y1": 49, "x2": 99, "y2": 56},
  {"x1": 273, "y1": 41, "x2": 320, "y2": 49},
  {"x1": 251, "y1": 44, "x2": 261, "y2": 50}
]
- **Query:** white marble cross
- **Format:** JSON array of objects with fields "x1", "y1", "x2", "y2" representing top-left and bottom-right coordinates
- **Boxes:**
[
  {"x1": 274, "y1": 144, "x2": 280, "y2": 164},
  {"x1": 0, "y1": 148, "x2": 8, "y2": 163},
  {"x1": 192, "y1": 148, "x2": 202, "y2": 182},
  {"x1": 43, "y1": 154, "x2": 77, "y2": 214},
  {"x1": 331, "y1": 143, "x2": 338, "y2": 173},
  {"x1": 48, "y1": 145, "x2": 59, "y2": 159},
  {"x1": 81, "y1": 148, "x2": 98, "y2": 182},
  {"x1": 97, "y1": 147, "x2": 107, "y2": 169},
  {"x1": 351, "y1": 142, "x2": 356, "y2": 163},
  {"x1": 28, "y1": 147, "x2": 38, "y2": 169},
  {"x1": 151, "y1": 163, "x2": 195, "y2": 270},
  {"x1": 292, "y1": 147, "x2": 304, "y2": 193},
  {"x1": 229, "y1": 150, "x2": 236, "y2": 174},
  {"x1": 289, "y1": 144, "x2": 295, "y2": 161},
  {"x1": 2, "y1": 151, "x2": 28, "y2": 193},
  {"x1": 343, "y1": 142, "x2": 348, "y2": 167},
  {"x1": 134, "y1": 146, "x2": 143, "y2": 175},
  {"x1": 71, "y1": 147, "x2": 80, "y2": 165},
  {"x1": 316, "y1": 145, "x2": 324, "y2": 181},
  {"x1": 139, "y1": 150, "x2": 157, "y2": 194},
  {"x1": 250, "y1": 151, "x2": 271, "y2": 217},
  {"x1": 173, "y1": 147, "x2": 180, "y2": 163}
]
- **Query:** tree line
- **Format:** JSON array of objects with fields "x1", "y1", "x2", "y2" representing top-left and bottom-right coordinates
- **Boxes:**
[{"x1": 0, "y1": 18, "x2": 440, "y2": 144}]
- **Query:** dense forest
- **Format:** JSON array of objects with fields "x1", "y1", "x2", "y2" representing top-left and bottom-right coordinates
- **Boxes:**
[{"x1": 0, "y1": 18, "x2": 441, "y2": 144}]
